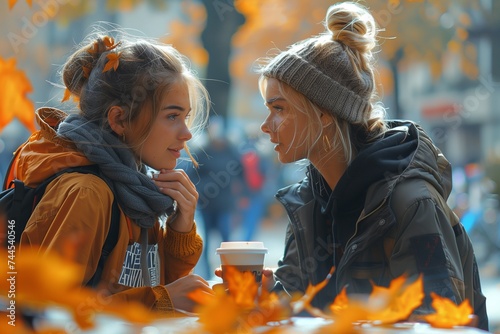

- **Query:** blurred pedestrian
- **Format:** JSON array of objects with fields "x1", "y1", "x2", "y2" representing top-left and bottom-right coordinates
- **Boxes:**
[
  {"x1": 187, "y1": 117, "x2": 245, "y2": 278},
  {"x1": 13, "y1": 29, "x2": 213, "y2": 314},
  {"x1": 239, "y1": 129, "x2": 268, "y2": 241},
  {"x1": 257, "y1": 1, "x2": 488, "y2": 330}
]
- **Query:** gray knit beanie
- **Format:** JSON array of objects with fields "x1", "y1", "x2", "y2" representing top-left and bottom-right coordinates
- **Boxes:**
[{"x1": 262, "y1": 36, "x2": 373, "y2": 123}]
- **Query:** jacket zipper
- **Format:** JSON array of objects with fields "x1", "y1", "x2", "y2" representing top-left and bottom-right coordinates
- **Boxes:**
[{"x1": 345, "y1": 197, "x2": 387, "y2": 247}]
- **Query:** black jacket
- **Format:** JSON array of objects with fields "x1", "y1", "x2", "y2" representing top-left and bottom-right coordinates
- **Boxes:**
[{"x1": 272, "y1": 121, "x2": 488, "y2": 330}]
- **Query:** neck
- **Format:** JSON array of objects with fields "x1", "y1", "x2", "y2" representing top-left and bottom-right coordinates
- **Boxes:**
[{"x1": 309, "y1": 151, "x2": 348, "y2": 191}]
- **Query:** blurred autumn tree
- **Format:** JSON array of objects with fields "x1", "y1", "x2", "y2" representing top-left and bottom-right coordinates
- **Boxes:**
[
  {"x1": 0, "y1": 0, "x2": 495, "y2": 131},
  {"x1": 199, "y1": 0, "x2": 244, "y2": 130}
]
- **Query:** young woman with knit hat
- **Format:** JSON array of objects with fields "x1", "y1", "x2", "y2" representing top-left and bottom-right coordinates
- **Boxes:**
[
  {"x1": 15, "y1": 28, "x2": 214, "y2": 314},
  {"x1": 258, "y1": 2, "x2": 488, "y2": 329}
]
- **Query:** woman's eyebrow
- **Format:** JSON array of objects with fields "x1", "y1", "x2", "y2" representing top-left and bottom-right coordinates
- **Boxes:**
[
  {"x1": 266, "y1": 96, "x2": 285, "y2": 104},
  {"x1": 162, "y1": 105, "x2": 186, "y2": 111}
]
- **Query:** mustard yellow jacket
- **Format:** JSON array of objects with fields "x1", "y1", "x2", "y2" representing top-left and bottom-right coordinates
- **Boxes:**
[{"x1": 16, "y1": 108, "x2": 203, "y2": 312}]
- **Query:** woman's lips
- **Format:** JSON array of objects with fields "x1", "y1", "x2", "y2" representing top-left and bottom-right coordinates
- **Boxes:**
[{"x1": 169, "y1": 148, "x2": 181, "y2": 158}]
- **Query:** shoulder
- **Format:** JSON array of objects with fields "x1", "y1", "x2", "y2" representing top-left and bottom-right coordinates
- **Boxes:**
[
  {"x1": 45, "y1": 171, "x2": 114, "y2": 203},
  {"x1": 389, "y1": 178, "x2": 443, "y2": 223}
]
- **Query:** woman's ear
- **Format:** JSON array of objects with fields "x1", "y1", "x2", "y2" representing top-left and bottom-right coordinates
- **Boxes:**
[{"x1": 108, "y1": 106, "x2": 126, "y2": 136}]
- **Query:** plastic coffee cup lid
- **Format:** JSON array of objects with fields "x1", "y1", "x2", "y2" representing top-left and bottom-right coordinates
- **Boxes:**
[{"x1": 216, "y1": 241, "x2": 268, "y2": 254}]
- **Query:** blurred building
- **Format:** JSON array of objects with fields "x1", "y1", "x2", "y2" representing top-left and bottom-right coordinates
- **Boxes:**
[{"x1": 396, "y1": 0, "x2": 499, "y2": 179}]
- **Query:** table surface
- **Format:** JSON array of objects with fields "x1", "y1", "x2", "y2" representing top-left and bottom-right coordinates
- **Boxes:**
[{"x1": 40, "y1": 309, "x2": 490, "y2": 334}]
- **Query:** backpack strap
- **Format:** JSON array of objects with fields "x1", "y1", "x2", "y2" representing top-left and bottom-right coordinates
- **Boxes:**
[
  {"x1": 86, "y1": 196, "x2": 120, "y2": 288},
  {"x1": 2, "y1": 140, "x2": 27, "y2": 191},
  {"x1": 6, "y1": 167, "x2": 87, "y2": 243}
]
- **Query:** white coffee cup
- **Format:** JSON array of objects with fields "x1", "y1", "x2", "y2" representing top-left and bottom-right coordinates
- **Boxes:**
[{"x1": 216, "y1": 241, "x2": 268, "y2": 283}]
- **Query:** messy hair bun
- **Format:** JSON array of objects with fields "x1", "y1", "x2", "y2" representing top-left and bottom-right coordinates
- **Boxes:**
[
  {"x1": 62, "y1": 36, "x2": 114, "y2": 98},
  {"x1": 324, "y1": 2, "x2": 385, "y2": 135},
  {"x1": 325, "y1": 2, "x2": 377, "y2": 65}
]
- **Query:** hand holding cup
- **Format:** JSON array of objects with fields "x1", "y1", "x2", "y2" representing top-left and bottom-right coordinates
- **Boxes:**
[{"x1": 216, "y1": 241, "x2": 268, "y2": 285}]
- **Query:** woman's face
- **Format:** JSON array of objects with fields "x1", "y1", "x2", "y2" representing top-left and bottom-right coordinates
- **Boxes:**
[
  {"x1": 127, "y1": 80, "x2": 192, "y2": 170},
  {"x1": 260, "y1": 78, "x2": 313, "y2": 163}
]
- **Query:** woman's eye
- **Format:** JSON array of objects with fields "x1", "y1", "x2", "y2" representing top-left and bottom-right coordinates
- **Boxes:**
[
  {"x1": 167, "y1": 114, "x2": 179, "y2": 121},
  {"x1": 273, "y1": 105, "x2": 284, "y2": 112}
]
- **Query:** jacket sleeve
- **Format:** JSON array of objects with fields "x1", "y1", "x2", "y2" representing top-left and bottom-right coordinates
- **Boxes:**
[
  {"x1": 388, "y1": 188, "x2": 467, "y2": 314},
  {"x1": 272, "y1": 222, "x2": 307, "y2": 296},
  {"x1": 157, "y1": 219, "x2": 203, "y2": 284},
  {"x1": 20, "y1": 173, "x2": 113, "y2": 284},
  {"x1": 107, "y1": 285, "x2": 177, "y2": 314}
]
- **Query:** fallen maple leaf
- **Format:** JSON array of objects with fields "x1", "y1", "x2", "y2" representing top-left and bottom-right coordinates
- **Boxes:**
[
  {"x1": 226, "y1": 266, "x2": 259, "y2": 309},
  {"x1": 318, "y1": 302, "x2": 369, "y2": 334},
  {"x1": 0, "y1": 246, "x2": 157, "y2": 332},
  {"x1": 367, "y1": 274, "x2": 424, "y2": 324},
  {"x1": 190, "y1": 284, "x2": 243, "y2": 333},
  {"x1": 189, "y1": 266, "x2": 292, "y2": 333},
  {"x1": 256, "y1": 287, "x2": 291, "y2": 324},
  {"x1": 0, "y1": 57, "x2": 35, "y2": 132},
  {"x1": 424, "y1": 292, "x2": 473, "y2": 328},
  {"x1": 318, "y1": 274, "x2": 424, "y2": 333},
  {"x1": 291, "y1": 267, "x2": 335, "y2": 317},
  {"x1": 329, "y1": 286, "x2": 349, "y2": 314}
]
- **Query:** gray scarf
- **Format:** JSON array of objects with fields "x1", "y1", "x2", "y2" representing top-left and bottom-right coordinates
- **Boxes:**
[{"x1": 57, "y1": 114, "x2": 174, "y2": 229}]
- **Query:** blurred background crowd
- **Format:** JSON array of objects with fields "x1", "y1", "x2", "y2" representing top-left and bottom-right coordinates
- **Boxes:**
[{"x1": 1, "y1": 0, "x2": 499, "y2": 329}]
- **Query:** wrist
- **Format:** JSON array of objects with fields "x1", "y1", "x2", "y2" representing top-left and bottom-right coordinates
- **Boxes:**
[
  {"x1": 168, "y1": 213, "x2": 194, "y2": 233},
  {"x1": 152, "y1": 285, "x2": 174, "y2": 313}
]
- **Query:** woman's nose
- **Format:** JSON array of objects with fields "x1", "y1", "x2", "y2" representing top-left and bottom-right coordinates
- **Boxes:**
[
  {"x1": 180, "y1": 124, "x2": 193, "y2": 141},
  {"x1": 261, "y1": 116, "x2": 271, "y2": 134}
]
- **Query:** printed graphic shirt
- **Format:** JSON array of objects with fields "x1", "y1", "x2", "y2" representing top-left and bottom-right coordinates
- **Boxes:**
[{"x1": 119, "y1": 243, "x2": 160, "y2": 287}]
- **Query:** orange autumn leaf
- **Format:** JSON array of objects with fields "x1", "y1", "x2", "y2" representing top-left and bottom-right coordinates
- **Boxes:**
[
  {"x1": 0, "y1": 57, "x2": 35, "y2": 132},
  {"x1": 189, "y1": 267, "x2": 291, "y2": 332},
  {"x1": 369, "y1": 275, "x2": 406, "y2": 300},
  {"x1": 256, "y1": 287, "x2": 291, "y2": 323},
  {"x1": 188, "y1": 286, "x2": 217, "y2": 306},
  {"x1": 330, "y1": 286, "x2": 349, "y2": 314},
  {"x1": 367, "y1": 274, "x2": 424, "y2": 324},
  {"x1": 318, "y1": 303, "x2": 369, "y2": 334},
  {"x1": 61, "y1": 87, "x2": 72, "y2": 102},
  {"x1": 226, "y1": 266, "x2": 259, "y2": 308},
  {"x1": 103, "y1": 52, "x2": 121, "y2": 73},
  {"x1": 424, "y1": 292, "x2": 473, "y2": 328},
  {"x1": 102, "y1": 36, "x2": 118, "y2": 49},
  {"x1": 291, "y1": 267, "x2": 335, "y2": 317},
  {"x1": 191, "y1": 284, "x2": 243, "y2": 333},
  {"x1": 0, "y1": 246, "x2": 157, "y2": 331},
  {"x1": 88, "y1": 36, "x2": 120, "y2": 55},
  {"x1": 61, "y1": 87, "x2": 79, "y2": 103},
  {"x1": 0, "y1": 247, "x2": 96, "y2": 328}
]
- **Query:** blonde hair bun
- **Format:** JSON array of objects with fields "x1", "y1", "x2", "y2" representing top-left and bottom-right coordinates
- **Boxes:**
[{"x1": 325, "y1": 1, "x2": 377, "y2": 55}]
